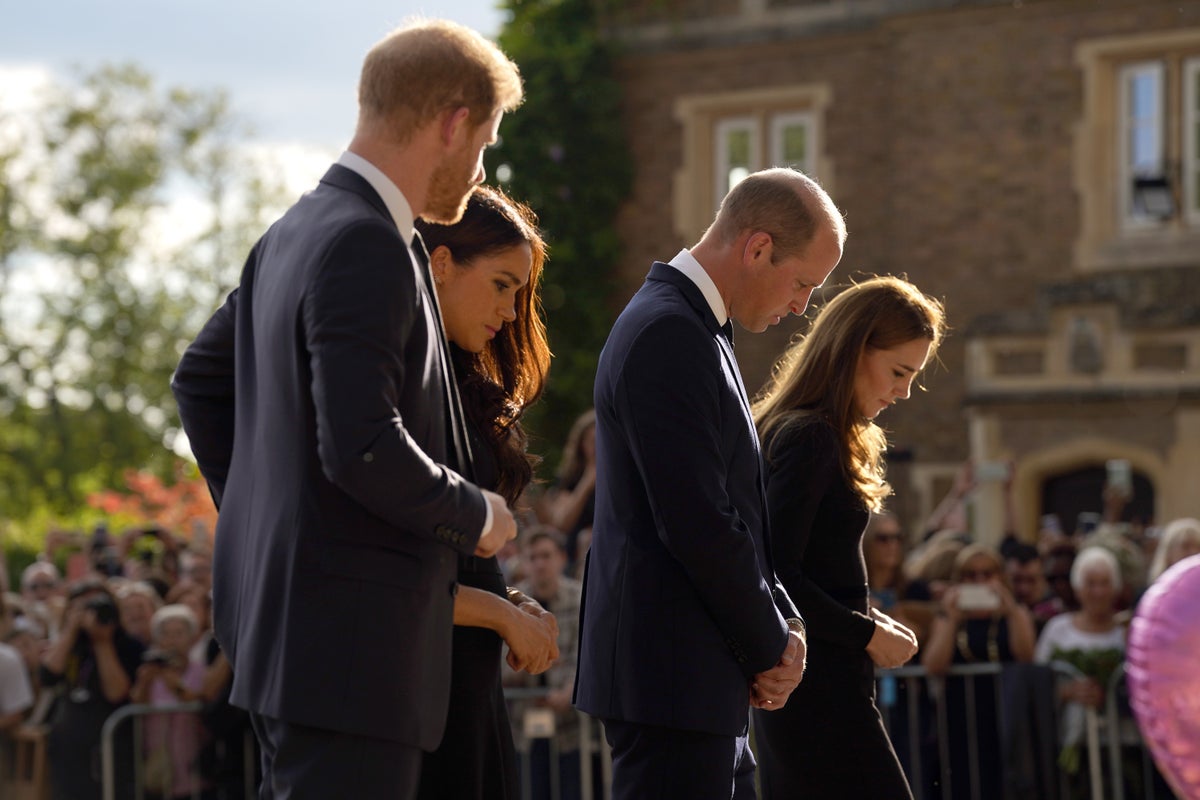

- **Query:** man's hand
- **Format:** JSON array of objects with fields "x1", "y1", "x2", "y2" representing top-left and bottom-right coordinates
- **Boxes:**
[
  {"x1": 475, "y1": 490, "x2": 517, "y2": 557},
  {"x1": 750, "y1": 624, "x2": 806, "y2": 710}
]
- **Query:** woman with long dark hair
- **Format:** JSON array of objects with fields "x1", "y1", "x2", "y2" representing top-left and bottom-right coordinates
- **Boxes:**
[
  {"x1": 414, "y1": 185, "x2": 558, "y2": 800},
  {"x1": 544, "y1": 409, "x2": 597, "y2": 575},
  {"x1": 751, "y1": 275, "x2": 946, "y2": 798}
]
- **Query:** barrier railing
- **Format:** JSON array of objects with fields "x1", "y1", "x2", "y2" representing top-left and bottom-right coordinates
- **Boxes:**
[
  {"x1": 876, "y1": 661, "x2": 1166, "y2": 800},
  {"x1": 502, "y1": 686, "x2": 612, "y2": 800},
  {"x1": 77, "y1": 662, "x2": 1165, "y2": 800},
  {"x1": 100, "y1": 701, "x2": 255, "y2": 800}
]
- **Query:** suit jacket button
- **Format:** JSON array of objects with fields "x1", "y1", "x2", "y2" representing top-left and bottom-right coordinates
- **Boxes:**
[
  {"x1": 449, "y1": 581, "x2": 458, "y2": 596},
  {"x1": 362, "y1": 452, "x2": 374, "y2": 463}
]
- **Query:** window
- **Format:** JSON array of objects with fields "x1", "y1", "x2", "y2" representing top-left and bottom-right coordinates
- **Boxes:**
[
  {"x1": 1118, "y1": 61, "x2": 1166, "y2": 226},
  {"x1": 675, "y1": 85, "x2": 830, "y2": 240},
  {"x1": 715, "y1": 116, "x2": 758, "y2": 200},
  {"x1": 1185, "y1": 58, "x2": 1200, "y2": 224},
  {"x1": 1075, "y1": 30, "x2": 1200, "y2": 270},
  {"x1": 714, "y1": 111, "x2": 815, "y2": 204},
  {"x1": 772, "y1": 112, "x2": 815, "y2": 172}
]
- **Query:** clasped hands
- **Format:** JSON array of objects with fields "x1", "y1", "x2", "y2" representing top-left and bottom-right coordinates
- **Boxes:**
[
  {"x1": 504, "y1": 596, "x2": 559, "y2": 675},
  {"x1": 750, "y1": 623, "x2": 807, "y2": 711}
]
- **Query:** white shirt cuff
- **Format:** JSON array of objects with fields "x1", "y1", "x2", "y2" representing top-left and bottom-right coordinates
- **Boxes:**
[{"x1": 480, "y1": 492, "x2": 494, "y2": 539}]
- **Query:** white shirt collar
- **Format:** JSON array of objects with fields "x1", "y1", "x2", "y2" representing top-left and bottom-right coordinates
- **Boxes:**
[
  {"x1": 336, "y1": 151, "x2": 415, "y2": 242},
  {"x1": 667, "y1": 249, "x2": 728, "y2": 327}
]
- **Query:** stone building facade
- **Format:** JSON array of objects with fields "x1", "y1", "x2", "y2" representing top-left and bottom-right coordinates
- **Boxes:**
[{"x1": 603, "y1": 0, "x2": 1200, "y2": 542}]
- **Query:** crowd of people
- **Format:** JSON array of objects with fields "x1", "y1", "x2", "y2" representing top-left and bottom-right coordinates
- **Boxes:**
[
  {"x1": 0, "y1": 527, "x2": 251, "y2": 799},
  {"x1": 0, "y1": 491, "x2": 1191, "y2": 799},
  {"x1": 1, "y1": 14, "x2": 1194, "y2": 800},
  {"x1": 862, "y1": 474, "x2": 1199, "y2": 799}
]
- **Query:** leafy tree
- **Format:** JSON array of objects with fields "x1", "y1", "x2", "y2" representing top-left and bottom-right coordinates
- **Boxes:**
[
  {"x1": 0, "y1": 64, "x2": 285, "y2": 522},
  {"x1": 87, "y1": 465, "x2": 217, "y2": 543},
  {"x1": 489, "y1": 0, "x2": 633, "y2": 472}
]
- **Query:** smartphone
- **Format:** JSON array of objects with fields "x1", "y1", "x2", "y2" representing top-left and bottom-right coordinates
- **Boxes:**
[
  {"x1": 974, "y1": 460, "x2": 1011, "y2": 483},
  {"x1": 1106, "y1": 458, "x2": 1132, "y2": 498},
  {"x1": 957, "y1": 584, "x2": 1000, "y2": 612}
]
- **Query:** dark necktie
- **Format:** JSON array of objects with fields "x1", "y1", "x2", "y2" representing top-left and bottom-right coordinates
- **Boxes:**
[
  {"x1": 721, "y1": 320, "x2": 735, "y2": 345},
  {"x1": 411, "y1": 231, "x2": 475, "y2": 481}
]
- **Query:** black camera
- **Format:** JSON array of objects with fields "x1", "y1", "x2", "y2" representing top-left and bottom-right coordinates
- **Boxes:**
[
  {"x1": 142, "y1": 648, "x2": 173, "y2": 667},
  {"x1": 86, "y1": 595, "x2": 118, "y2": 626}
]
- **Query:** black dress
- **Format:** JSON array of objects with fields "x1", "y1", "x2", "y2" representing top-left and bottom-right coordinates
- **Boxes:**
[
  {"x1": 752, "y1": 418, "x2": 913, "y2": 800},
  {"x1": 416, "y1": 413, "x2": 520, "y2": 800}
]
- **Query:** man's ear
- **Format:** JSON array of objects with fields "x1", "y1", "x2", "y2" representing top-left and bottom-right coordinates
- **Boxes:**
[
  {"x1": 440, "y1": 106, "x2": 472, "y2": 148},
  {"x1": 743, "y1": 231, "x2": 774, "y2": 266}
]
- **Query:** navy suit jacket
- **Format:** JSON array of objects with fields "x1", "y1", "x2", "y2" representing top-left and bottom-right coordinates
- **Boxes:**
[
  {"x1": 171, "y1": 164, "x2": 487, "y2": 749},
  {"x1": 574, "y1": 262, "x2": 801, "y2": 737}
]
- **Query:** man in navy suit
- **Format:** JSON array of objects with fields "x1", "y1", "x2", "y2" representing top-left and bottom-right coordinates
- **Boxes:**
[
  {"x1": 575, "y1": 168, "x2": 846, "y2": 799},
  {"x1": 171, "y1": 20, "x2": 523, "y2": 799}
]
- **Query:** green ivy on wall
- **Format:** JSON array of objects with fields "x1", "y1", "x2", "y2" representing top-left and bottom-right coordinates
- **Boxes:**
[{"x1": 488, "y1": 0, "x2": 632, "y2": 478}]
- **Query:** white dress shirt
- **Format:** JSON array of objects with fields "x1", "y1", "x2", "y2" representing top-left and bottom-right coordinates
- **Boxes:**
[{"x1": 667, "y1": 249, "x2": 729, "y2": 327}]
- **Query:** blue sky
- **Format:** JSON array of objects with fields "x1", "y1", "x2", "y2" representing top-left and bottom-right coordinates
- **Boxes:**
[{"x1": 2, "y1": 0, "x2": 506, "y2": 151}]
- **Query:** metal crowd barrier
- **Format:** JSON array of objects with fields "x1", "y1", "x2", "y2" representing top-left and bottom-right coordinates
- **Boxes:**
[
  {"x1": 875, "y1": 662, "x2": 1166, "y2": 800},
  {"x1": 89, "y1": 665, "x2": 1164, "y2": 800},
  {"x1": 99, "y1": 694, "x2": 605, "y2": 800},
  {"x1": 502, "y1": 686, "x2": 612, "y2": 800},
  {"x1": 101, "y1": 702, "x2": 256, "y2": 800}
]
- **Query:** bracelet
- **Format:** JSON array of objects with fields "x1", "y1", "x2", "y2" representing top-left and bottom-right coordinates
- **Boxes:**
[{"x1": 785, "y1": 617, "x2": 807, "y2": 636}]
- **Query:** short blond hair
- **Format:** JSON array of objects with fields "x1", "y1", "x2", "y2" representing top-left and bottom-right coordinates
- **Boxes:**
[{"x1": 358, "y1": 19, "x2": 523, "y2": 143}]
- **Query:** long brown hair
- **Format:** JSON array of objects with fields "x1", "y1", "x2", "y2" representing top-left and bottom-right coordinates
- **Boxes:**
[
  {"x1": 416, "y1": 185, "x2": 550, "y2": 504},
  {"x1": 556, "y1": 408, "x2": 597, "y2": 488},
  {"x1": 753, "y1": 275, "x2": 946, "y2": 511}
]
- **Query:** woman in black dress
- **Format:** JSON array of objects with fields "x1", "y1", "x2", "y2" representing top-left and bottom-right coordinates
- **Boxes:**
[
  {"x1": 751, "y1": 276, "x2": 946, "y2": 799},
  {"x1": 414, "y1": 185, "x2": 558, "y2": 800}
]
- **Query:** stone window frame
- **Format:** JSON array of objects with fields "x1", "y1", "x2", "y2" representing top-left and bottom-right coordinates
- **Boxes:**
[
  {"x1": 1075, "y1": 29, "x2": 1200, "y2": 271},
  {"x1": 673, "y1": 84, "x2": 832, "y2": 242},
  {"x1": 1186, "y1": 57, "x2": 1200, "y2": 228}
]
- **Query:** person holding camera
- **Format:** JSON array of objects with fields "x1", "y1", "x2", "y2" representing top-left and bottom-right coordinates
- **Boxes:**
[
  {"x1": 921, "y1": 543, "x2": 1035, "y2": 800},
  {"x1": 130, "y1": 604, "x2": 212, "y2": 800},
  {"x1": 41, "y1": 578, "x2": 145, "y2": 800}
]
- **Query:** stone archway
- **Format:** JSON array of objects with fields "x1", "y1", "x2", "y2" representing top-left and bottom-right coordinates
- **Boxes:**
[{"x1": 1011, "y1": 438, "x2": 1165, "y2": 539}]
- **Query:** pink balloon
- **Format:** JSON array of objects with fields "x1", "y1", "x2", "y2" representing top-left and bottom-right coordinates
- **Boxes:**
[{"x1": 1128, "y1": 553, "x2": 1200, "y2": 800}]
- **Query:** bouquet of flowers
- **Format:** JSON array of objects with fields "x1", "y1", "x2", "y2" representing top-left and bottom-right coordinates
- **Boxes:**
[{"x1": 1050, "y1": 646, "x2": 1125, "y2": 774}]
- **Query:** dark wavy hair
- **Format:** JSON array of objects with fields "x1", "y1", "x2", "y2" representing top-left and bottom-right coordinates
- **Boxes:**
[{"x1": 416, "y1": 185, "x2": 550, "y2": 505}]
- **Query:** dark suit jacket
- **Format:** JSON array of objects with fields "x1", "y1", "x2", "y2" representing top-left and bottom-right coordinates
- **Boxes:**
[
  {"x1": 574, "y1": 261, "x2": 801, "y2": 737},
  {"x1": 171, "y1": 164, "x2": 487, "y2": 749}
]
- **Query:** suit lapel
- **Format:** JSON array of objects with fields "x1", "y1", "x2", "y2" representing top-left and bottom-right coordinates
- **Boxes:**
[
  {"x1": 319, "y1": 163, "x2": 477, "y2": 482},
  {"x1": 648, "y1": 263, "x2": 779, "y2": 580},
  {"x1": 411, "y1": 231, "x2": 476, "y2": 482}
]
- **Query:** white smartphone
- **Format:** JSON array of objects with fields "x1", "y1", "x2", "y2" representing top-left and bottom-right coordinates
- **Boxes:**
[
  {"x1": 1106, "y1": 458, "x2": 1132, "y2": 498},
  {"x1": 957, "y1": 584, "x2": 1001, "y2": 612}
]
